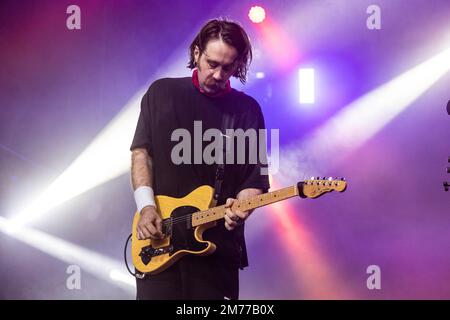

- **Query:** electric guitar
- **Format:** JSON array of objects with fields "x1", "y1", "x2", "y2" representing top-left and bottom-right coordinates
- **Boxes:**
[{"x1": 131, "y1": 178, "x2": 347, "y2": 275}]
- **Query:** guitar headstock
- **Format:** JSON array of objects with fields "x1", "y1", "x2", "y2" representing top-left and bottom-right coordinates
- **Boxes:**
[{"x1": 298, "y1": 177, "x2": 347, "y2": 199}]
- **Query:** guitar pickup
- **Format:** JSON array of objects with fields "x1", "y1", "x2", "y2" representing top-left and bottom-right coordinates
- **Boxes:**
[{"x1": 162, "y1": 218, "x2": 172, "y2": 237}]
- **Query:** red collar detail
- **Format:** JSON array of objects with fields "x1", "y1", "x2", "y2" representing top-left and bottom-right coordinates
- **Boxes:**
[{"x1": 191, "y1": 69, "x2": 231, "y2": 98}]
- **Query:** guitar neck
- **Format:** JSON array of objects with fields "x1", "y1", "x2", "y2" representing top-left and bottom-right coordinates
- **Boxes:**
[{"x1": 191, "y1": 185, "x2": 299, "y2": 227}]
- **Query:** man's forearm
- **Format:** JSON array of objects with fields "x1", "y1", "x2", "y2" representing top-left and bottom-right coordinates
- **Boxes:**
[{"x1": 131, "y1": 148, "x2": 153, "y2": 190}]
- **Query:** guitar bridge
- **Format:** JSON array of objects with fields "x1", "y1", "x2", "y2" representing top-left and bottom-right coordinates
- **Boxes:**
[{"x1": 139, "y1": 245, "x2": 174, "y2": 265}]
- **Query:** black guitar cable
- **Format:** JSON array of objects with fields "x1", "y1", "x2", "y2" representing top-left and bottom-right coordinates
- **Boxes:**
[{"x1": 124, "y1": 233, "x2": 144, "y2": 278}]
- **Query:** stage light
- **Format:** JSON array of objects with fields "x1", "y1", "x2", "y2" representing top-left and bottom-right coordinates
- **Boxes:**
[
  {"x1": 256, "y1": 71, "x2": 265, "y2": 79},
  {"x1": 298, "y1": 68, "x2": 315, "y2": 104},
  {"x1": 269, "y1": 201, "x2": 353, "y2": 298},
  {"x1": 249, "y1": 6, "x2": 266, "y2": 24},
  {"x1": 277, "y1": 47, "x2": 450, "y2": 185},
  {"x1": 9, "y1": 57, "x2": 189, "y2": 227},
  {"x1": 255, "y1": 19, "x2": 300, "y2": 71},
  {"x1": 110, "y1": 269, "x2": 136, "y2": 287},
  {"x1": 8, "y1": 92, "x2": 142, "y2": 227},
  {"x1": 0, "y1": 216, "x2": 135, "y2": 293}
]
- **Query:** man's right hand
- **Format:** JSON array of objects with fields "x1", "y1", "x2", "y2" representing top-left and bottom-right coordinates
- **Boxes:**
[{"x1": 136, "y1": 205, "x2": 164, "y2": 240}]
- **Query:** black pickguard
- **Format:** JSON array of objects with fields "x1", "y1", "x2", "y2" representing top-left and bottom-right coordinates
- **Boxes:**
[
  {"x1": 139, "y1": 205, "x2": 208, "y2": 266},
  {"x1": 168, "y1": 205, "x2": 208, "y2": 255}
]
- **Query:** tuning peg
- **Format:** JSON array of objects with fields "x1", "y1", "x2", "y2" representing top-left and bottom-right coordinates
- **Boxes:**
[
  {"x1": 340, "y1": 177, "x2": 346, "y2": 181},
  {"x1": 311, "y1": 176, "x2": 315, "y2": 180}
]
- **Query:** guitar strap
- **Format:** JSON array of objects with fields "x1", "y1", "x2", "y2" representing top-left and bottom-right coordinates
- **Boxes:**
[{"x1": 210, "y1": 111, "x2": 235, "y2": 207}]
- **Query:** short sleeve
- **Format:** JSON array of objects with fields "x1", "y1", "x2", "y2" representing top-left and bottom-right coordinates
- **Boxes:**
[
  {"x1": 130, "y1": 87, "x2": 153, "y2": 155},
  {"x1": 234, "y1": 100, "x2": 271, "y2": 195}
]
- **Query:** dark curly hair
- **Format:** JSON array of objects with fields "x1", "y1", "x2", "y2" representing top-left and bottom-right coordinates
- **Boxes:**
[{"x1": 187, "y1": 18, "x2": 252, "y2": 84}]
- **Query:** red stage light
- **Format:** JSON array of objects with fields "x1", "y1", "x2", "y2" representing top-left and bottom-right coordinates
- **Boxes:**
[{"x1": 248, "y1": 6, "x2": 266, "y2": 24}]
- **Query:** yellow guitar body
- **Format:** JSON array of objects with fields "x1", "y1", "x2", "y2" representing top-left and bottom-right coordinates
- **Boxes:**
[{"x1": 131, "y1": 185, "x2": 217, "y2": 275}]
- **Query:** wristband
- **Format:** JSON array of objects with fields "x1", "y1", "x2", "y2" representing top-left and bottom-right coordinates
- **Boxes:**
[{"x1": 134, "y1": 186, "x2": 156, "y2": 213}]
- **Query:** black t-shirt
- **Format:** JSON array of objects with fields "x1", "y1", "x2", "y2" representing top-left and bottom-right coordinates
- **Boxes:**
[{"x1": 130, "y1": 77, "x2": 270, "y2": 268}]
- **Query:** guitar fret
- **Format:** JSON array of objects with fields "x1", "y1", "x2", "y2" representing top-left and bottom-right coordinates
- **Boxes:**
[
  {"x1": 192, "y1": 205, "x2": 226, "y2": 226},
  {"x1": 191, "y1": 180, "x2": 345, "y2": 227},
  {"x1": 191, "y1": 186, "x2": 299, "y2": 227}
]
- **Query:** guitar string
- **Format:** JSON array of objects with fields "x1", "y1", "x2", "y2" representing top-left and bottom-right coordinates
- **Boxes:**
[
  {"x1": 153, "y1": 183, "x2": 337, "y2": 225},
  {"x1": 160, "y1": 205, "x2": 228, "y2": 227},
  {"x1": 158, "y1": 201, "x2": 253, "y2": 227},
  {"x1": 139, "y1": 183, "x2": 341, "y2": 231},
  {"x1": 156, "y1": 182, "x2": 342, "y2": 228},
  {"x1": 157, "y1": 206, "x2": 226, "y2": 227},
  {"x1": 160, "y1": 187, "x2": 304, "y2": 227},
  {"x1": 158, "y1": 192, "x2": 287, "y2": 227},
  {"x1": 159, "y1": 195, "x2": 270, "y2": 226}
]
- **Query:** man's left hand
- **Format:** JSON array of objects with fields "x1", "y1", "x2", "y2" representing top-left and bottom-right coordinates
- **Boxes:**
[
  {"x1": 224, "y1": 198, "x2": 248, "y2": 231},
  {"x1": 224, "y1": 188, "x2": 263, "y2": 231}
]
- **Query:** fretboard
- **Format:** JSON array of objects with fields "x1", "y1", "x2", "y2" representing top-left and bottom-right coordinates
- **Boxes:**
[{"x1": 191, "y1": 185, "x2": 299, "y2": 227}]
